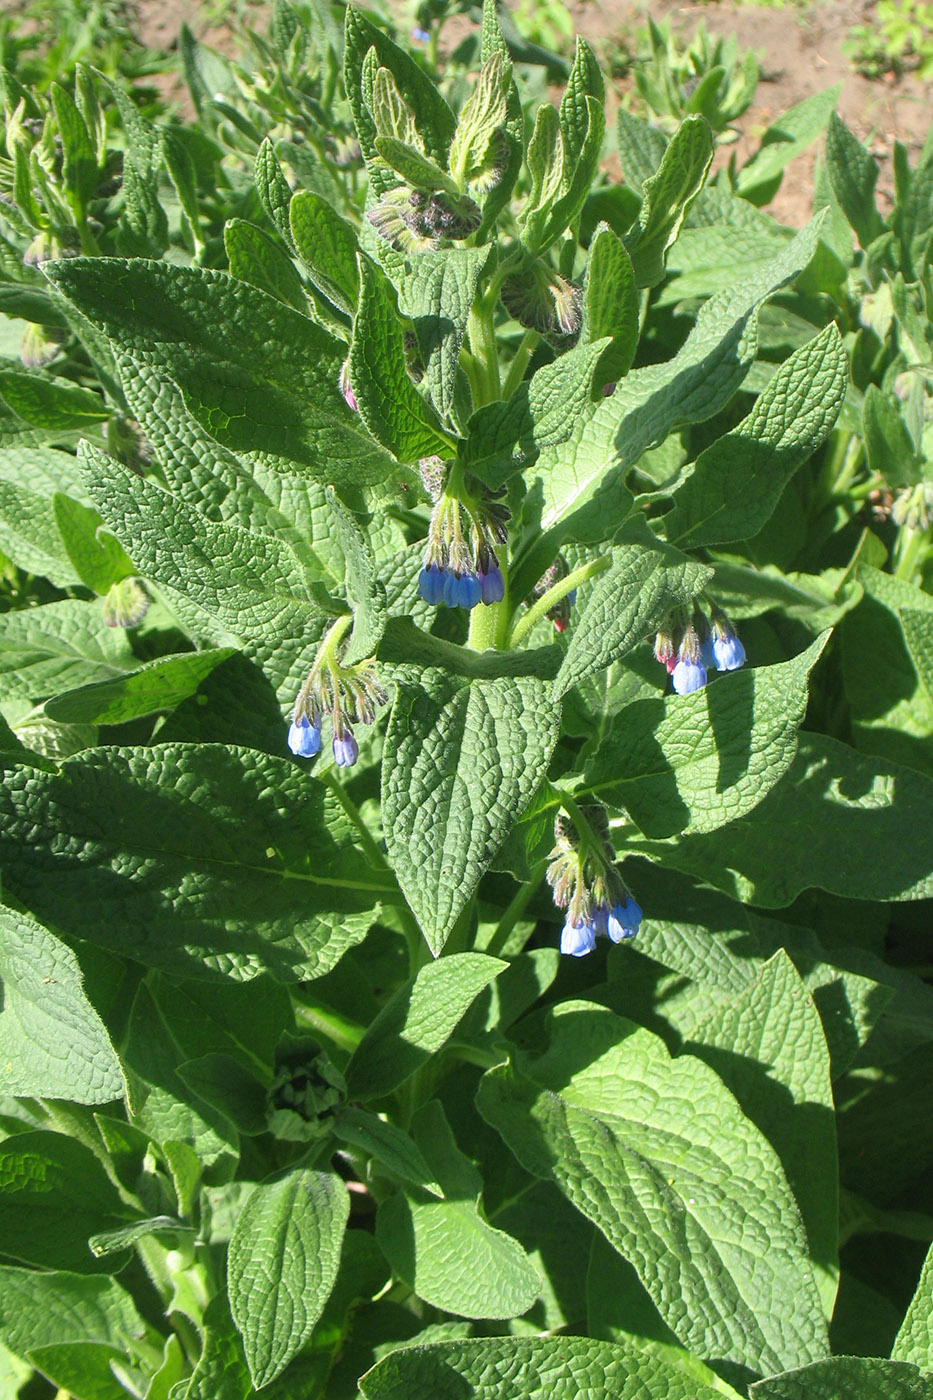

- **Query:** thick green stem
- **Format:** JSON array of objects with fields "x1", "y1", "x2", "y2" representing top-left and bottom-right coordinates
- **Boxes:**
[
  {"x1": 482, "y1": 866, "x2": 545, "y2": 958},
  {"x1": 467, "y1": 295, "x2": 501, "y2": 404},
  {"x1": 294, "y1": 999, "x2": 365, "y2": 1055}
]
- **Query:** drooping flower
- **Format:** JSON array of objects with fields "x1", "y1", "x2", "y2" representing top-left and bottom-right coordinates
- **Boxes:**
[
  {"x1": 332, "y1": 730, "x2": 359, "y2": 768},
  {"x1": 288, "y1": 714, "x2": 322, "y2": 758},
  {"x1": 561, "y1": 916, "x2": 597, "y2": 957},
  {"x1": 672, "y1": 656, "x2": 707, "y2": 695},
  {"x1": 606, "y1": 897, "x2": 642, "y2": 943},
  {"x1": 712, "y1": 632, "x2": 746, "y2": 671}
]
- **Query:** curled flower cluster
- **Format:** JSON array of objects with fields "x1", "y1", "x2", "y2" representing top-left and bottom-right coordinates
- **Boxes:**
[
  {"x1": 287, "y1": 625, "x2": 387, "y2": 769},
  {"x1": 654, "y1": 604, "x2": 746, "y2": 696},
  {"x1": 501, "y1": 263, "x2": 582, "y2": 345},
  {"x1": 418, "y1": 487, "x2": 509, "y2": 611},
  {"x1": 368, "y1": 185, "x2": 482, "y2": 254},
  {"x1": 546, "y1": 807, "x2": 642, "y2": 958}
]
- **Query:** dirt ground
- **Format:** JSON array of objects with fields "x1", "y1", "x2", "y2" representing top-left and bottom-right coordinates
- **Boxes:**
[{"x1": 11, "y1": 0, "x2": 929, "y2": 227}]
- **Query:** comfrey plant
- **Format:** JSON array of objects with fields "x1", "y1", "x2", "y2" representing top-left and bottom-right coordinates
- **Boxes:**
[{"x1": 1, "y1": 5, "x2": 933, "y2": 1400}]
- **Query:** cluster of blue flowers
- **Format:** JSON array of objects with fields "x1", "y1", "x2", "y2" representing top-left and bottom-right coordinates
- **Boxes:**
[
  {"x1": 654, "y1": 605, "x2": 746, "y2": 696},
  {"x1": 546, "y1": 807, "x2": 642, "y2": 960},
  {"x1": 417, "y1": 560, "x2": 505, "y2": 609},
  {"x1": 287, "y1": 628, "x2": 386, "y2": 770},
  {"x1": 418, "y1": 484, "x2": 510, "y2": 613},
  {"x1": 561, "y1": 895, "x2": 643, "y2": 957}
]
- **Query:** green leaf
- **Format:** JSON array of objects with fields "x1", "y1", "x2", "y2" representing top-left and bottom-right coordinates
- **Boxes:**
[
  {"x1": 44, "y1": 648, "x2": 237, "y2": 725},
  {"x1": 477, "y1": 1001, "x2": 828, "y2": 1373},
  {"x1": 52, "y1": 492, "x2": 135, "y2": 594},
  {"x1": 349, "y1": 260, "x2": 449, "y2": 461},
  {"x1": 0, "y1": 905, "x2": 122, "y2": 1104},
  {"x1": 254, "y1": 138, "x2": 296, "y2": 250},
  {"x1": 624, "y1": 115, "x2": 714, "y2": 287},
  {"x1": 555, "y1": 524, "x2": 713, "y2": 698},
  {"x1": 0, "y1": 478, "x2": 83, "y2": 587},
  {"x1": 28, "y1": 1340, "x2": 128, "y2": 1400},
  {"x1": 289, "y1": 189, "x2": 359, "y2": 316},
  {"x1": 629, "y1": 732, "x2": 933, "y2": 906},
  {"x1": 749, "y1": 1357, "x2": 931, "y2": 1400},
  {"x1": 520, "y1": 103, "x2": 565, "y2": 255},
  {"x1": 687, "y1": 951, "x2": 838, "y2": 1315},
  {"x1": 381, "y1": 671, "x2": 561, "y2": 952},
  {"x1": 345, "y1": 8, "x2": 455, "y2": 173},
  {"x1": 901, "y1": 608, "x2": 933, "y2": 710},
  {"x1": 0, "y1": 599, "x2": 135, "y2": 711},
  {"x1": 360, "y1": 1335, "x2": 728, "y2": 1400},
  {"x1": 49, "y1": 81, "x2": 98, "y2": 210},
  {"x1": 581, "y1": 223, "x2": 638, "y2": 384},
  {"x1": 179, "y1": 1291, "x2": 252, "y2": 1400},
  {"x1": 79, "y1": 443, "x2": 331, "y2": 701},
  {"x1": 862, "y1": 385, "x2": 922, "y2": 490},
  {"x1": 616, "y1": 107, "x2": 669, "y2": 191},
  {"x1": 0, "y1": 369, "x2": 107, "y2": 429},
  {"x1": 346, "y1": 952, "x2": 505, "y2": 1099},
  {"x1": 525, "y1": 216, "x2": 824, "y2": 547},
  {"x1": 892, "y1": 1238, "x2": 933, "y2": 1370},
  {"x1": 737, "y1": 87, "x2": 840, "y2": 205},
  {"x1": 322, "y1": 488, "x2": 386, "y2": 664},
  {"x1": 0, "y1": 743, "x2": 393, "y2": 981},
  {"x1": 560, "y1": 37, "x2": 605, "y2": 165},
  {"x1": 0, "y1": 1265, "x2": 148, "y2": 1366},
  {"x1": 223, "y1": 218, "x2": 306, "y2": 312},
  {"x1": 839, "y1": 567, "x2": 933, "y2": 777},
  {"x1": 333, "y1": 1107, "x2": 443, "y2": 1197},
  {"x1": 0, "y1": 1131, "x2": 130, "y2": 1273},
  {"x1": 45, "y1": 259, "x2": 400, "y2": 491},
  {"x1": 662, "y1": 323, "x2": 848, "y2": 548},
  {"x1": 396, "y1": 245, "x2": 489, "y2": 417},
  {"x1": 463, "y1": 336, "x2": 610, "y2": 489},
  {"x1": 448, "y1": 51, "x2": 511, "y2": 188},
  {"x1": 537, "y1": 97, "x2": 605, "y2": 255},
  {"x1": 584, "y1": 633, "x2": 829, "y2": 838},
  {"x1": 88, "y1": 1216, "x2": 189, "y2": 1259},
  {"x1": 227, "y1": 1168, "x2": 349, "y2": 1388},
  {"x1": 376, "y1": 1191, "x2": 540, "y2": 1319},
  {"x1": 107, "y1": 84, "x2": 169, "y2": 257}
]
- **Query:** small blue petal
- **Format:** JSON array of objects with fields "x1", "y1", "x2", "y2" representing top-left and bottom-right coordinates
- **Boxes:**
[
  {"x1": 700, "y1": 637, "x2": 716, "y2": 670},
  {"x1": 418, "y1": 563, "x2": 444, "y2": 605},
  {"x1": 411, "y1": 25, "x2": 430, "y2": 41},
  {"x1": 672, "y1": 658, "x2": 707, "y2": 695},
  {"x1": 560, "y1": 917, "x2": 597, "y2": 957},
  {"x1": 442, "y1": 569, "x2": 460, "y2": 608},
  {"x1": 458, "y1": 572, "x2": 482, "y2": 609},
  {"x1": 288, "y1": 715, "x2": 322, "y2": 758},
  {"x1": 607, "y1": 897, "x2": 641, "y2": 943},
  {"x1": 567, "y1": 588, "x2": 577, "y2": 607},
  {"x1": 479, "y1": 566, "x2": 505, "y2": 605},
  {"x1": 333, "y1": 733, "x2": 359, "y2": 768},
  {"x1": 713, "y1": 634, "x2": 746, "y2": 671}
]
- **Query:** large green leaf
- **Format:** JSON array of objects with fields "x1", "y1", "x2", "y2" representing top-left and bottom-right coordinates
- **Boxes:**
[
  {"x1": 227, "y1": 1168, "x2": 349, "y2": 1388},
  {"x1": 627, "y1": 732, "x2": 933, "y2": 905},
  {"x1": 289, "y1": 190, "x2": 359, "y2": 317},
  {"x1": 0, "y1": 1266, "x2": 149, "y2": 1366},
  {"x1": 395, "y1": 246, "x2": 489, "y2": 418},
  {"x1": 382, "y1": 670, "x2": 561, "y2": 952},
  {"x1": 346, "y1": 953, "x2": 505, "y2": 1098},
  {"x1": 44, "y1": 649, "x2": 236, "y2": 725},
  {"x1": 555, "y1": 524, "x2": 712, "y2": 697},
  {"x1": 79, "y1": 442, "x2": 332, "y2": 701},
  {"x1": 825, "y1": 113, "x2": 884, "y2": 249},
  {"x1": 44, "y1": 258, "x2": 399, "y2": 489},
  {"x1": 0, "y1": 368, "x2": 107, "y2": 430},
  {"x1": 892, "y1": 1239, "x2": 933, "y2": 1371},
  {"x1": 360, "y1": 1335, "x2": 728, "y2": 1400},
  {"x1": 349, "y1": 260, "x2": 450, "y2": 460},
  {"x1": 736, "y1": 87, "x2": 839, "y2": 205},
  {"x1": 0, "y1": 599, "x2": 135, "y2": 712},
  {"x1": 0, "y1": 743, "x2": 394, "y2": 982},
  {"x1": 477, "y1": 1002, "x2": 828, "y2": 1374},
  {"x1": 583, "y1": 634, "x2": 828, "y2": 837},
  {"x1": 0, "y1": 906, "x2": 122, "y2": 1104},
  {"x1": 686, "y1": 951, "x2": 838, "y2": 1315},
  {"x1": 0, "y1": 478, "x2": 84, "y2": 587},
  {"x1": 624, "y1": 115, "x2": 714, "y2": 287},
  {"x1": 0, "y1": 1131, "x2": 131, "y2": 1274},
  {"x1": 524, "y1": 217, "x2": 823, "y2": 550},
  {"x1": 749, "y1": 1357, "x2": 932, "y2": 1400},
  {"x1": 662, "y1": 323, "x2": 848, "y2": 548}
]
